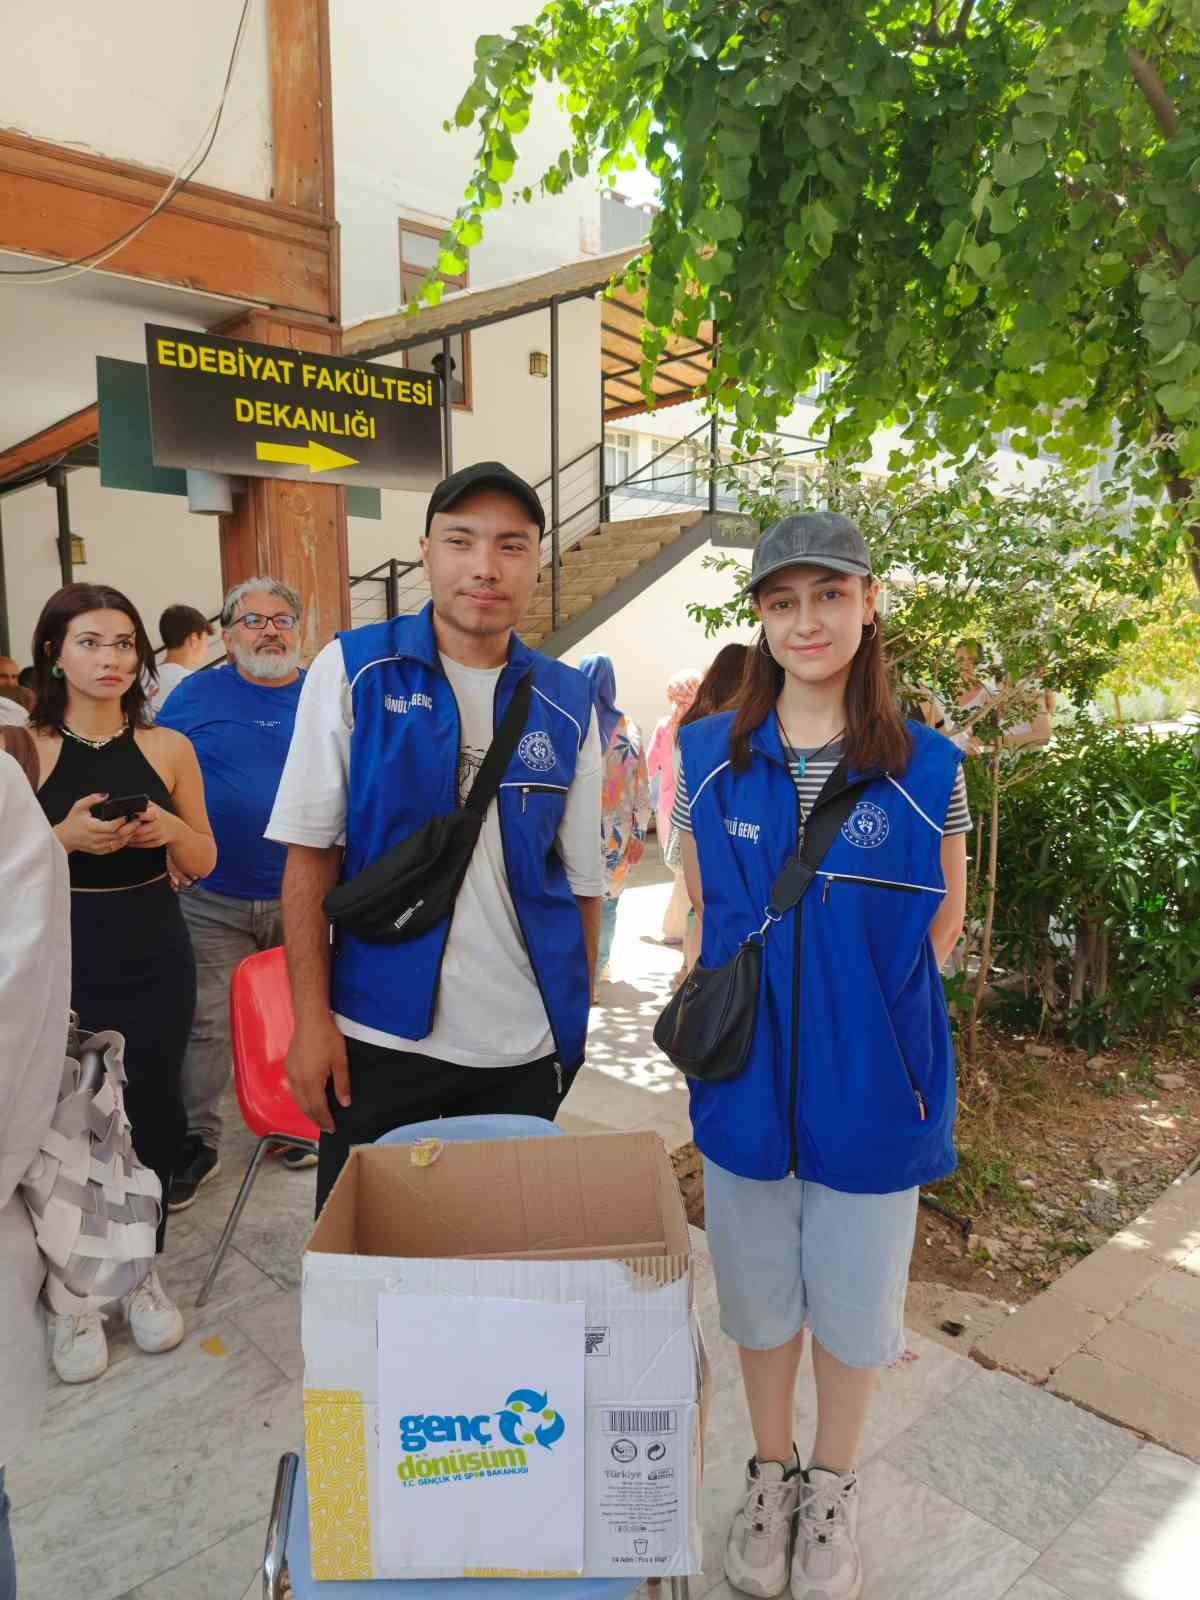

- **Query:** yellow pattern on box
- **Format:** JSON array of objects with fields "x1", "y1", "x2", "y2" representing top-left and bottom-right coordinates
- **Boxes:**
[{"x1": 303, "y1": 1388, "x2": 372, "y2": 1580}]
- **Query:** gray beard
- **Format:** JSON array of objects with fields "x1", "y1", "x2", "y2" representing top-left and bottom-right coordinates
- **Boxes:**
[{"x1": 234, "y1": 647, "x2": 299, "y2": 681}]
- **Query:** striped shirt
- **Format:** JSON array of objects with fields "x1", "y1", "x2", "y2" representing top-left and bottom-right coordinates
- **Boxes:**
[{"x1": 671, "y1": 741, "x2": 972, "y2": 836}]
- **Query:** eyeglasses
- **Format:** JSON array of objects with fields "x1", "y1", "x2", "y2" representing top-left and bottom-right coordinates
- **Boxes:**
[{"x1": 232, "y1": 612, "x2": 298, "y2": 632}]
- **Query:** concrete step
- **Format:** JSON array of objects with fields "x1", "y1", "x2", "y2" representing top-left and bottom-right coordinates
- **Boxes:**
[
  {"x1": 563, "y1": 539, "x2": 664, "y2": 567},
  {"x1": 595, "y1": 510, "x2": 703, "y2": 539}
]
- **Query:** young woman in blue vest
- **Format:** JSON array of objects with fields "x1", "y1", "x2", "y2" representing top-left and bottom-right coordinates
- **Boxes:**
[{"x1": 673, "y1": 512, "x2": 970, "y2": 1600}]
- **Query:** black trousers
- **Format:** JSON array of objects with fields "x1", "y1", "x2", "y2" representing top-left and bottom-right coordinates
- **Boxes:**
[
  {"x1": 315, "y1": 1037, "x2": 579, "y2": 1214},
  {"x1": 69, "y1": 878, "x2": 196, "y2": 1252}
]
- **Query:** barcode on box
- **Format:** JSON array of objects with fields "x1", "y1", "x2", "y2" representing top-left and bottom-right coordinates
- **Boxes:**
[{"x1": 602, "y1": 1409, "x2": 677, "y2": 1434}]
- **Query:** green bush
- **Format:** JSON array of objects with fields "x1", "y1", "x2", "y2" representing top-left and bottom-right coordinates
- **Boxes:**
[{"x1": 968, "y1": 725, "x2": 1200, "y2": 1041}]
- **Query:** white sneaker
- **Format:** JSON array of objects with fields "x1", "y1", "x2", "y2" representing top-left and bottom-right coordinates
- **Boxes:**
[
  {"x1": 49, "y1": 1310, "x2": 109, "y2": 1384},
  {"x1": 791, "y1": 1467, "x2": 862, "y2": 1600},
  {"x1": 725, "y1": 1457, "x2": 800, "y2": 1598},
  {"x1": 122, "y1": 1269, "x2": 184, "y2": 1354}
]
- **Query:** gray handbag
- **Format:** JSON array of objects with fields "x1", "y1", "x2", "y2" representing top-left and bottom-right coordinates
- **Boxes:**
[{"x1": 21, "y1": 1019, "x2": 161, "y2": 1313}]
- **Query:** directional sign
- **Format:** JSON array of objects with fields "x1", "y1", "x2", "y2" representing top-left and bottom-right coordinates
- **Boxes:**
[{"x1": 144, "y1": 322, "x2": 443, "y2": 491}]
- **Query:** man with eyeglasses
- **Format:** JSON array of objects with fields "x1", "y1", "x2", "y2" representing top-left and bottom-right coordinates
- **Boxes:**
[{"x1": 156, "y1": 577, "x2": 311, "y2": 1208}]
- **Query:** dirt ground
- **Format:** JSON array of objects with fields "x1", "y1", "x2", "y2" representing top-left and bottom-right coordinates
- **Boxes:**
[{"x1": 671, "y1": 1029, "x2": 1200, "y2": 1353}]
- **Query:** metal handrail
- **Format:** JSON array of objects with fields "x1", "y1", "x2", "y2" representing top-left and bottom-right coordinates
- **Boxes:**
[{"x1": 531, "y1": 441, "x2": 600, "y2": 494}]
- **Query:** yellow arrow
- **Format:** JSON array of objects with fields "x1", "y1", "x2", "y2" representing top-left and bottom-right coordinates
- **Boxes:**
[{"x1": 255, "y1": 439, "x2": 359, "y2": 474}]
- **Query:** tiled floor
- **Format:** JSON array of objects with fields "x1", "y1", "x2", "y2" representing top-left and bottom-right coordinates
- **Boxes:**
[{"x1": 9, "y1": 864, "x2": 1200, "y2": 1598}]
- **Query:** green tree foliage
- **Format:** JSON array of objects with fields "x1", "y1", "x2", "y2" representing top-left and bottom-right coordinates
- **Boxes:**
[{"x1": 427, "y1": 1, "x2": 1200, "y2": 582}]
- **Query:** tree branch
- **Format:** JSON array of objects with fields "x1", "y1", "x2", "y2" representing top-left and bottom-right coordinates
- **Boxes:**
[
  {"x1": 953, "y1": 0, "x2": 976, "y2": 39},
  {"x1": 1126, "y1": 45, "x2": 1179, "y2": 140}
]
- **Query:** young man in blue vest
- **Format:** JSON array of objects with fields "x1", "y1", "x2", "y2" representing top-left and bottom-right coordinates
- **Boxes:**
[{"x1": 267, "y1": 462, "x2": 604, "y2": 1210}]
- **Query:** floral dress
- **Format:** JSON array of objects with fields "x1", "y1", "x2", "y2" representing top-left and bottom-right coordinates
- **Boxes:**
[{"x1": 600, "y1": 715, "x2": 652, "y2": 900}]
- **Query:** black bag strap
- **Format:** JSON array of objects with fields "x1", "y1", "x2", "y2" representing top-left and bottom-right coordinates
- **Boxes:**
[
  {"x1": 761, "y1": 761, "x2": 873, "y2": 924},
  {"x1": 462, "y1": 671, "x2": 534, "y2": 819}
]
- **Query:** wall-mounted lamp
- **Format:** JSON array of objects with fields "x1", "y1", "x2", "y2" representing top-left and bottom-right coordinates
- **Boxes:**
[
  {"x1": 70, "y1": 534, "x2": 87, "y2": 565},
  {"x1": 528, "y1": 350, "x2": 549, "y2": 378}
]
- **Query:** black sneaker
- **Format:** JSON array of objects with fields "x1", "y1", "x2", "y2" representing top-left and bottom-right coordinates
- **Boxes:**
[
  {"x1": 168, "y1": 1140, "x2": 220, "y2": 1212},
  {"x1": 280, "y1": 1144, "x2": 318, "y2": 1171}
]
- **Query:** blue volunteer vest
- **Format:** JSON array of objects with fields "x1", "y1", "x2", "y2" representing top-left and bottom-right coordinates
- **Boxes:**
[
  {"x1": 331, "y1": 604, "x2": 594, "y2": 1068},
  {"x1": 679, "y1": 711, "x2": 963, "y2": 1192}
]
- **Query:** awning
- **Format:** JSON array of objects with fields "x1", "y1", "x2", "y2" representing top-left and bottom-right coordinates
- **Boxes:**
[{"x1": 341, "y1": 243, "x2": 714, "y2": 424}]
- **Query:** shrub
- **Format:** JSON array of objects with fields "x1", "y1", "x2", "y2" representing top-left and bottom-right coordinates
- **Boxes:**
[{"x1": 972, "y1": 725, "x2": 1200, "y2": 1040}]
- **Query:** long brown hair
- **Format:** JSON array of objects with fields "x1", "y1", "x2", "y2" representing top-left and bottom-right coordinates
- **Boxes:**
[
  {"x1": 29, "y1": 583, "x2": 156, "y2": 732},
  {"x1": 680, "y1": 643, "x2": 749, "y2": 729},
  {"x1": 0, "y1": 724, "x2": 40, "y2": 791},
  {"x1": 730, "y1": 594, "x2": 912, "y2": 775}
]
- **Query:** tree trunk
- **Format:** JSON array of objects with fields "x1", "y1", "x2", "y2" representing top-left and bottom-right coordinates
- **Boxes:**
[
  {"x1": 1035, "y1": 906, "x2": 1059, "y2": 1013},
  {"x1": 1095, "y1": 927, "x2": 1110, "y2": 1001},
  {"x1": 968, "y1": 742, "x2": 1002, "y2": 1062},
  {"x1": 1070, "y1": 923, "x2": 1090, "y2": 1008},
  {"x1": 1112, "y1": 691, "x2": 1124, "y2": 726},
  {"x1": 1164, "y1": 474, "x2": 1200, "y2": 594}
]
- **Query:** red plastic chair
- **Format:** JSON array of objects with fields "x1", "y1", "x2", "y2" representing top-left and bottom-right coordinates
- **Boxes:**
[{"x1": 195, "y1": 946, "x2": 319, "y2": 1307}]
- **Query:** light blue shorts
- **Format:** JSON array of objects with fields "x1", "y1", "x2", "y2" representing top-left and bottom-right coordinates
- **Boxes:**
[{"x1": 702, "y1": 1158, "x2": 919, "y2": 1369}]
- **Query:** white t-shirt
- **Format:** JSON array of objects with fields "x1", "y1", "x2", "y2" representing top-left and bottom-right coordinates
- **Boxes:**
[
  {"x1": 266, "y1": 641, "x2": 604, "y2": 1067},
  {"x1": 147, "y1": 660, "x2": 191, "y2": 717}
]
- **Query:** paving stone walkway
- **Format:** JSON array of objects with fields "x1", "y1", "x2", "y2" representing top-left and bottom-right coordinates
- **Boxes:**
[
  {"x1": 972, "y1": 1165, "x2": 1200, "y2": 1461},
  {"x1": 8, "y1": 859, "x2": 1200, "y2": 1598}
]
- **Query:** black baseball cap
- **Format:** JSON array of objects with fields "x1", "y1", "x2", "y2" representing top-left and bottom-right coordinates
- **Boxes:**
[
  {"x1": 742, "y1": 511, "x2": 873, "y2": 596},
  {"x1": 424, "y1": 460, "x2": 546, "y2": 536}
]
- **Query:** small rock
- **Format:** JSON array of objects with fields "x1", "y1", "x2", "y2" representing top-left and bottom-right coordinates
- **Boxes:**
[
  {"x1": 1095, "y1": 1151, "x2": 1137, "y2": 1179},
  {"x1": 977, "y1": 1235, "x2": 1004, "y2": 1258},
  {"x1": 1026, "y1": 1044, "x2": 1055, "y2": 1059},
  {"x1": 940, "y1": 1320, "x2": 966, "y2": 1338},
  {"x1": 1087, "y1": 1054, "x2": 1110, "y2": 1070},
  {"x1": 1017, "y1": 1177, "x2": 1037, "y2": 1190},
  {"x1": 1156, "y1": 1072, "x2": 1187, "y2": 1090},
  {"x1": 1082, "y1": 1178, "x2": 1123, "y2": 1230}
]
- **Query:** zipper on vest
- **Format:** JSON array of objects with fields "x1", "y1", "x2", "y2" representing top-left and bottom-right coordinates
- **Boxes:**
[
  {"x1": 501, "y1": 781, "x2": 569, "y2": 814},
  {"x1": 788, "y1": 796, "x2": 804, "y2": 1177},
  {"x1": 493, "y1": 678, "x2": 573, "y2": 1069},
  {"x1": 821, "y1": 872, "x2": 924, "y2": 903}
]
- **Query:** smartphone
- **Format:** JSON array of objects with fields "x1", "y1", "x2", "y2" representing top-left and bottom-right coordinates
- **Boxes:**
[{"x1": 90, "y1": 793, "x2": 150, "y2": 822}]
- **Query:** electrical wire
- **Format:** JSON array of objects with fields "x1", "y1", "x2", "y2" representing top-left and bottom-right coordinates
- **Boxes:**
[{"x1": 0, "y1": 0, "x2": 252, "y2": 286}]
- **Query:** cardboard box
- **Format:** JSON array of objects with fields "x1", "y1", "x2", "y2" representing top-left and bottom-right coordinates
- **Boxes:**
[{"x1": 301, "y1": 1131, "x2": 705, "y2": 1582}]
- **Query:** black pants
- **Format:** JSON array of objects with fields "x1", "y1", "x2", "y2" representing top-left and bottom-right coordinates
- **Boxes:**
[
  {"x1": 315, "y1": 1038, "x2": 579, "y2": 1214},
  {"x1": 69, "y1": 878, "x2": 196, "y2": 1252}
]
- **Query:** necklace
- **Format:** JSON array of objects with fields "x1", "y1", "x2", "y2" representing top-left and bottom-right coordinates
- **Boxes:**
[
  {"x1": 61, "y1": 721, "x2": 127, "y2": 751},
  {"x1": 775, "y1": 714, "x2": 844, "y2": 778}
]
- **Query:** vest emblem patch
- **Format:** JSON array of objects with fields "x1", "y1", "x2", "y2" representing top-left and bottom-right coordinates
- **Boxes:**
[
  {"x1": 841, "y1": 801, "x2": 890, "y2": 849},
  {"x1": 518, "y1": 730, "x2": 556, "y2": 773}
]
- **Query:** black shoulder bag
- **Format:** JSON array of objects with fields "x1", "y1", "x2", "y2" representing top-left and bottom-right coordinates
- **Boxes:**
[
  {"x1": 323, "y1": 672, "x2": 533, "y2": 944},
  {"x1": 653, "y1": 766, "x2": 868, "y2": 1083}
]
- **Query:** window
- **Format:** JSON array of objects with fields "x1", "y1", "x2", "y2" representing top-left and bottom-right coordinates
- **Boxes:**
[
  {"x1": 649, "y1": 436, "x2": 698, "y2": 499},
  {"x1": 400, "y1": 219, "x2": 471, "y2": 409},
  {"x1": 604, "y1": 429, "x2": 634, "y2": 487}
]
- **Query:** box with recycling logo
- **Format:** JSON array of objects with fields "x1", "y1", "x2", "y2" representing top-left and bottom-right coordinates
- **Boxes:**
[{"x1": 300, "y1": 1131, "x2": 706, "y2": 1581}]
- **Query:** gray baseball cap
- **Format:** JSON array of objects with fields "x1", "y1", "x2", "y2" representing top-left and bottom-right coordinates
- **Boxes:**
[{"x1": 742, "y1": 511, "x2": 873, "y2": 596}]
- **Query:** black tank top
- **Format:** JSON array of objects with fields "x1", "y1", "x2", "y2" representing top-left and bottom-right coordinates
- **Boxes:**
[{"x1": 38, "y1": 726, "x2": 176, "y2": 889}]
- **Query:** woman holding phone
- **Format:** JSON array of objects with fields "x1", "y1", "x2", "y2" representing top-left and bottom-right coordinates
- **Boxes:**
[{"x1": 30, "y1": 583, "x2": 215, "y2": 1384}]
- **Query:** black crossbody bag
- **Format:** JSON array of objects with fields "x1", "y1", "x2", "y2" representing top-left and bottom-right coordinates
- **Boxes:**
[
  {"x1": 323, "y1": 672, "x2": 533, "y2": 944},
  {"x1": 653, "y1": 765, "x2": 869, "y2": 1083}
]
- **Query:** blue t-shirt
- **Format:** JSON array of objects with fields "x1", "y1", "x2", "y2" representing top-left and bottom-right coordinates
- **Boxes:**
[{"x1": 158, "y1": 664, "x2": 305, "y2": 900}]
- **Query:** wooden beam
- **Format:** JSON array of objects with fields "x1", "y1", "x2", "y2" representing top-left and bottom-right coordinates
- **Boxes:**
[
  {"x1": 268, "y1": 0, "x2": 336, "y2": 224},
  {"x1": 216, "y1": 310, "x2": 350, "y2": 655},
  {"x1": 605, "y1": 387, "x2": 699, "y2": 423},
  {"x1": 0, "y1": 131, "x2": 335, "y2": 317},
  {"x1": 0, "y1": 404, "x2": 98, "y2": 485}
]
